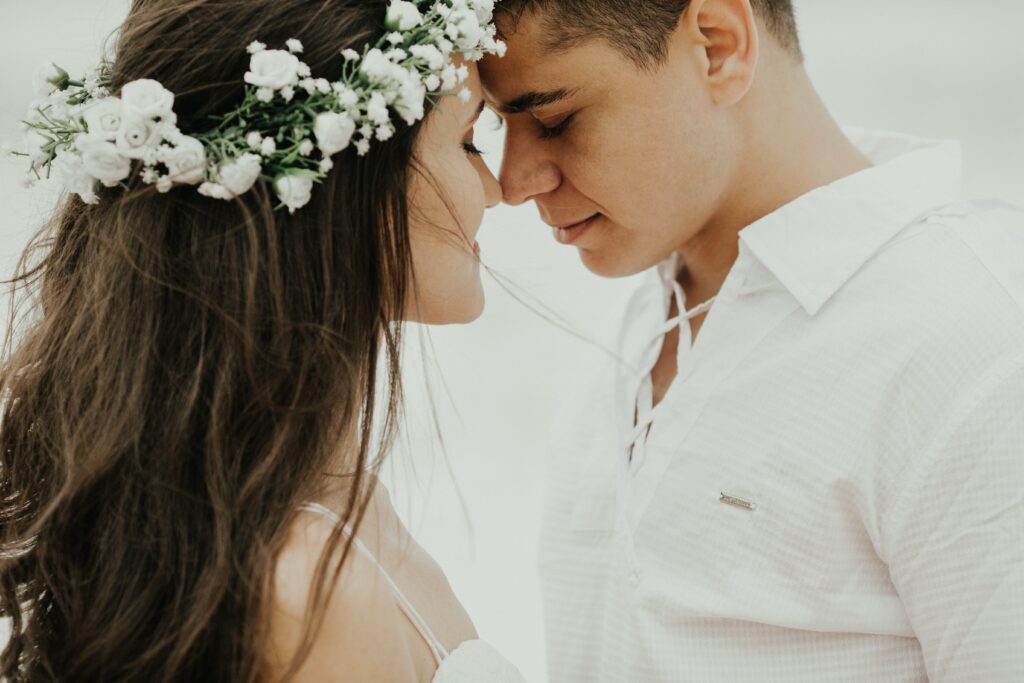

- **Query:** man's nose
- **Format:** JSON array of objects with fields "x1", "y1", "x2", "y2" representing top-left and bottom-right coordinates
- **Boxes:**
[{"x1": 499, "y1": 129, "x2": 560, "y2": 206}]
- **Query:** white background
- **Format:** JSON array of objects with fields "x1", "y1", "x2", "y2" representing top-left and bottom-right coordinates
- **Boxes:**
[{"x1": 2, "y1": 2, "x2": 1022, "y2": 680}]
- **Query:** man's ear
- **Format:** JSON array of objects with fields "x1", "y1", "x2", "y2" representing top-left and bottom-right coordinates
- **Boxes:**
[{"x1": 677, "y1": 0, "x2": 759, "y2": 106}]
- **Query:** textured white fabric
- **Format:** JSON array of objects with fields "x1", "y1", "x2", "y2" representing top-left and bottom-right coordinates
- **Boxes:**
[
  {"x1": 433, "y1": 640, "x2": 529, "y2": 683},
  {"x1": 540, "y1": 129, "x2": 1024, "y2": 683}
]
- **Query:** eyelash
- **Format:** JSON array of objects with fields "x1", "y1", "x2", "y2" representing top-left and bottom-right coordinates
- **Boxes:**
[
  {"x1": 539, "y1": 114, "x2": 575, "y2": 140},
  {"x1": 463, "y1": 142, "x2": 485, "y2": 156}
]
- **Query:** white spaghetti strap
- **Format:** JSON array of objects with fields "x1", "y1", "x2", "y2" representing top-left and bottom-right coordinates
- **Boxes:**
[{"x1": 298, "y1": 503, "x2": 450, "y2": 665}]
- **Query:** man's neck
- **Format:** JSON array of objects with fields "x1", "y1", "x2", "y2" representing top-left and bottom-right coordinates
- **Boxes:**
[{"x1": 677, "y1": 65, "x2": 872, "y2": 301}]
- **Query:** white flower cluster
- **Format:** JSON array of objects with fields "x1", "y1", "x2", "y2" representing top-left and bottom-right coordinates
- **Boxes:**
[{"x1": 13, "y1": 0, "x2": 505, "y2": 213}]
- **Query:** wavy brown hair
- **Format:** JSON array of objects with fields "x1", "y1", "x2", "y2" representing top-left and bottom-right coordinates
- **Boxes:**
[{"x1": 0, "y1": 1, "x2": 433, "y2": 681}]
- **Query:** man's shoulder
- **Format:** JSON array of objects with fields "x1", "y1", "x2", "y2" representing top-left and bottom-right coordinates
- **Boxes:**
[
  {"x1": 935, "y1": 199, "x2": 1024, "y2": 305},
  {"x1": 868, "y1": 199, "x2": 1024, "y2": 322}
]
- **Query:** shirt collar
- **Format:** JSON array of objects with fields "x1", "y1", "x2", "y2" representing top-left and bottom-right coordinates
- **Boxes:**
[{"x1": 737, "y1": 128, "x2": 963, "y2": 316}]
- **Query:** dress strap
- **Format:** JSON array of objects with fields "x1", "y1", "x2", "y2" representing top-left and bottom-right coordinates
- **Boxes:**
[{"x1": 299, "y1": 502, "x2": 450, "y2": 665}]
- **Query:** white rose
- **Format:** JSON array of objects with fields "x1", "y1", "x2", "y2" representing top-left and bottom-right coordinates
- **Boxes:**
[
  {"x1": 244, "y1": 50, "x2": 301, "y2": 90},
  {"x1": 198, "y1": 182, "x2": 234, "y2": 201},
  {"x1": 274, "y1": 174, "x2": 314, "y2": 214},
  {"x1": 77, "y1": 136, "x2": 132, "y2": 187},
  {"x1": 120, "y1": 79, "x2": 175, "y2": 120},
  {"x1": 163, "y1": 136, "x2": 206, "y2": 185},
  {"x1": 394, "y1": 80, "x2": 426, "y2": 125},
  {"x1": 386, "y1": 0, "x2": 423, "y2": 31},
  {"x1": 115, "y1": 114, "x2": 164, "y2": 160},
  {"x1": 82, "y1": 98, "x2": 124, "y2": 141},
  {"x1": 217, "y1": 153, "x2": 263, "y2": 197},
  {"x1": 313, "y1": 112, "x2": 356, "y2": 156},
  {"x1": 53, "y1": 151, "x2": 99, "y2": 203}
]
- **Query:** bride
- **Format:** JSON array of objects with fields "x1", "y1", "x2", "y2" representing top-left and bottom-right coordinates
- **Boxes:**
[{"x1": 0, "y1": 0, "x2": 526, "y2": 681}]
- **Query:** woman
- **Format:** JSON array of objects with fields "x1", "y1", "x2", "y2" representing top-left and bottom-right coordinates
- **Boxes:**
[{"x1": 0, "y1": 0, "x2": 525, "y2": 681}]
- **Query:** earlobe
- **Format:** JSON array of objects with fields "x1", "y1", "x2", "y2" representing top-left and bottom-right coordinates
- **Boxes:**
[{"x1": 690, "y1": 0, "x2": 759, "y2": 106}]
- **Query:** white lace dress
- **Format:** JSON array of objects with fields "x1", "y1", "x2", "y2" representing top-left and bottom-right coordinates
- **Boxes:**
[{"x1": 301, "y1": 504, "x2": 528, "y2": 683}]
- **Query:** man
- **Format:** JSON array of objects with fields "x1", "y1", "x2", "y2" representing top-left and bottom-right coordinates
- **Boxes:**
[{"x1": 480, "y1": 1, "x2": 1024, "y2": 681}]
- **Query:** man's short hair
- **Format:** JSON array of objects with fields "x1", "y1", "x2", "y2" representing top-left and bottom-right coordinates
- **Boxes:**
[{"x1": 496, "y1": 0, "x2": 802, "y2": 67}]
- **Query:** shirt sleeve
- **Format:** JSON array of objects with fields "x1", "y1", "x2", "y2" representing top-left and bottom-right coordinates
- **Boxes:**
[{"x1": 884, "y1": 358, "x2": 1024, "y2": 682}]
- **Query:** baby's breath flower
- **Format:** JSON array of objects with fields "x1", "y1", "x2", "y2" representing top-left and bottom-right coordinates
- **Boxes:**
[
  {"x1": 367, "y1": 92, "x2": 390, "y2": 126},
  {"x1": 441, "y1": 65, "x2": 458, "y2": 90},
  {"x1": 386, "y1": 0, "x2": 423, "y2": 31},
  {"x1": 337, "y1": 87, "x2": 359, "y2": 108},
  {"x1": 17, "y1": 1, "x2": 507, "y2": 212}
]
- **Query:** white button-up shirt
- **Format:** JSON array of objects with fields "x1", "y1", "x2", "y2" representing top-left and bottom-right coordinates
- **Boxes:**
[{"x1": 539, "y1": 129, "x2": 1024, "y2": 683}]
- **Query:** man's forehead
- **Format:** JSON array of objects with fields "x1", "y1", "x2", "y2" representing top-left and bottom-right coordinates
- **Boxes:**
[{"x1": 479, "y1": 32, "x2": 585, "y2": 108}]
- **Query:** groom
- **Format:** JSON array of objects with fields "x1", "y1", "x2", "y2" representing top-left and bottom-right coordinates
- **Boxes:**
[{"x1": 481, "y1": 1, "x2": 1024, "y2": 681}]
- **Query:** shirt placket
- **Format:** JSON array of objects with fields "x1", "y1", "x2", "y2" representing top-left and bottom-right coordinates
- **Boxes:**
[{"x1": 617, "y1": 274, "x2": 717, "y2": 583}]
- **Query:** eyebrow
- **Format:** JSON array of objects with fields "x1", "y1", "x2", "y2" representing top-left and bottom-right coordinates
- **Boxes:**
[{"x1": 498, "y1": 88, "x2": 578, "y2": 114}]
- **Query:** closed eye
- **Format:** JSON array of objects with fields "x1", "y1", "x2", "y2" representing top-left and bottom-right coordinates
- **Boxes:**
[{"x1": 539, "y1": 114, "x2": 575, "y2": 140}]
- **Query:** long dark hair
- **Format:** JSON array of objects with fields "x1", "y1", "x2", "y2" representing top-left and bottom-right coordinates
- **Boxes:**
[{"x1": 0, "y1": 1, "x2": 429, "y2": 680}]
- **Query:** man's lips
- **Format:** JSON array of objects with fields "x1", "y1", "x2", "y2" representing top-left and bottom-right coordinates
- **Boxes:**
[
  {"x1": 550, "y1": 214, "x2": 601, "y2": 245},
  {"x1": 549, "y1": 213, "x2": 600, "y2": 231}
]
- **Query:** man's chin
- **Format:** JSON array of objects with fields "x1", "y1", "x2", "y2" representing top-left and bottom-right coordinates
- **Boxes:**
[{"x1": 577, "y1": 248, "x2": 655, "y2": 280}]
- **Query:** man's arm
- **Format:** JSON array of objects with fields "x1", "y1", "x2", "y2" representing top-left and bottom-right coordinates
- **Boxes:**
[{"x1": 884, "y1": 357, "x2": 1024, "y2": 682}]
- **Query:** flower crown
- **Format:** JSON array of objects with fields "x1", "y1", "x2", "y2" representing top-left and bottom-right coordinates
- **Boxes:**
[{"x1": 10, "y1": 0, "x2": 505, "y2": 213}]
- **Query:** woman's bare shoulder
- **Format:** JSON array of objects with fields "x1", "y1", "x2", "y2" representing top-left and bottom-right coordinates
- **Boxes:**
[{"x1": 263, "y1": 510, "x2": 424, "y2": 683}]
